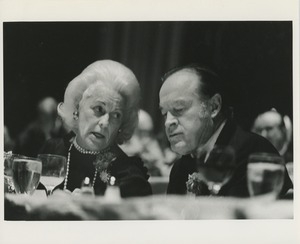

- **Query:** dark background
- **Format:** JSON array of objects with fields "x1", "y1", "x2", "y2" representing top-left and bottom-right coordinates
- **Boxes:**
[{"x1": 3, "y1": 21, "x2": 293, "y2": 139}]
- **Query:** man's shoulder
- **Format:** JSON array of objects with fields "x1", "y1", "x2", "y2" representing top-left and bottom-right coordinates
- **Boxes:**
[
  {"x1": 231, "y1": 125, "x2": 278, "y2": 154},
  {"x1": 217, "y1": 119, "x2": 277, "y2": 154}
]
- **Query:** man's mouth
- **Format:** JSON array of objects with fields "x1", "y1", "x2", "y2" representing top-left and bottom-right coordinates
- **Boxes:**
[{"x1": 168, "y1": 133, "x2": 182, "y2": 139}]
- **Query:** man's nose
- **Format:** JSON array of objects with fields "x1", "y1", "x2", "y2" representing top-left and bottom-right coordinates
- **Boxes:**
[
  {"x1": 165, "y1": 112, "x2": 178, "y2": 130},
  {"x1": 98, "y1": 113, "x2": 109, "y2": 128}
]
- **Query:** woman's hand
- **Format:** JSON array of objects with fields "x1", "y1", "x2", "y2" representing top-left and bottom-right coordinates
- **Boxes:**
[
  {"x1": 71, "y1": 188, "x2": 95, "y2": 197},
  {"x1": 72, "y1": 188, "x2": 83, "y2": 196},
  {"x1": 50, "y1": 189, "x2": 72, "y2": 198}
]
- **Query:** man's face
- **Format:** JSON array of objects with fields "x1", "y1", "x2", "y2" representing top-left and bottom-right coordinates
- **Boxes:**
[
  {"x1": 159, "y1": 70, "x2": 214, "y2": 155},
  {"x1": 76, "y1": 83, "x2": 124, "y2": 151},
  {"x1": 252, "y1": 112, "x2": 286, "y2": 151}
]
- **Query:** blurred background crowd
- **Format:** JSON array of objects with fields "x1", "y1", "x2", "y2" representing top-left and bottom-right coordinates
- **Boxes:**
[
  {"x1": 3, "y1": 21, "x2": 293, "y2": 178},
  {"x1": 4, "y1": 101, "x2": 293, "y2": 178}
]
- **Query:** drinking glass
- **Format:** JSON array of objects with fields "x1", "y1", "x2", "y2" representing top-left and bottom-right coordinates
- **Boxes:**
[
  {"x1": 247, "y1": 153, "x2": 285, "y2": 199},
  {"x1": 285, "y1": 162, "x2": 293, "y2": 183},
  {"x1": 4, "y1": 152, "x2": 19, "y2": 193},
  {"x1": 12, "y1": 156, "x2": 42, "y2": 195},
  {"x1": 37, "y1": 154, "x2": 67, "y2": 196},
  {"x1": 196, "y1": 146, "x2": 236, "y2": 195}
]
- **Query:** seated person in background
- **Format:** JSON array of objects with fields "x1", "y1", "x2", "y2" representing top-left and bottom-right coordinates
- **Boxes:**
[
  {"x1": 251, "y1": 109, "x2": 293, "y2": 162},
  {"x1": 159, "y1": 63, "x2": 293, "y2": 197},
  {"x1": 40, "y1": 60, "x2": 152, "y2": 198},
  {"x1": 14, "y1": 97, "x2": 67, "y2": 157},
  {"x1": 121, "y1": 109, "x2": 173, "y2": 177},
  {"x1": 252, "y1": 109, "x2": 294, "y2": 183}
]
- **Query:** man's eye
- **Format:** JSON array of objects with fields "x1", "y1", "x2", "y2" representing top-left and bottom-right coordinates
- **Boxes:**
[{"x1": 174, "y1": 108, "x2": 184, "y2": 114}]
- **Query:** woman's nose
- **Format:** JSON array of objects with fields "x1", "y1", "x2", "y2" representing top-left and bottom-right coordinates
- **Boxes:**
[{"x1": 98, "y1": 113, "x2": 109, "y2": 127}]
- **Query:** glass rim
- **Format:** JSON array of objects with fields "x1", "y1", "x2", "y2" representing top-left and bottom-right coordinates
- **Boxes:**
[
  {"x1": 4, "y1": 152, "x2": 24, "y2": 158},
  {"x1": 12, "y1": 156, "x2": 42, "y2": 163},
  {"x1": 249, "y1": 152, "x2": 282, "y2": 157},
  {"x1": 37, "y1": 154, "x2": 67, "y2": 161},
  {"x1": 248, "y1": 152, "x2": 284, "y2": 163}
]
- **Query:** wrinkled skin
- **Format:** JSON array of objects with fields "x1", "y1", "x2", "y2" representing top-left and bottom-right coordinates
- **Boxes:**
[{"x1": 159, "y1": 69, "x2": 216, "y2": 156}]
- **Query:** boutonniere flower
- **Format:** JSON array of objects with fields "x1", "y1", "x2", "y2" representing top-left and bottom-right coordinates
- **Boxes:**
[
  {"x1": 93, "y1": 151, "x2": 117, "y2": 183},
  {"x1": 186, "y1": 172, "x2": 206, "y2": 196}
]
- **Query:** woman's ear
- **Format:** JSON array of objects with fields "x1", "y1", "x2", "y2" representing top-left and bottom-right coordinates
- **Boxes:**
[{"x1": 210, "y1": 93, "x2": 222, "y2": 119}]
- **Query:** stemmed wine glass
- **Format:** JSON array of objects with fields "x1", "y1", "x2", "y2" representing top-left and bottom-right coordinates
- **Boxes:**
[
  {"x1": 196, "y1": 146, "x2": 236, "y2": 196},
  {"x1": 247, "y1": 152, "x2": 285, "y2": 199},
  {"x1": 12, "y1": 156, "x2": 42, "y2": 195},
  {"x1": 37, "y1": 154, "x2": 67, "y2": 196}
]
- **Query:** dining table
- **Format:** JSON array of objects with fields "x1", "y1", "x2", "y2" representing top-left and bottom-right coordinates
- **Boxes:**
[{"x1": 4, "y1": 189, "x2": 293, "y2": 221}]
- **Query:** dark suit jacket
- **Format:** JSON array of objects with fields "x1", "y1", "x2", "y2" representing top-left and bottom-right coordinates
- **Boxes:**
[{"x1": 167, "y1": 119, "x2": 293, "y2": 197}]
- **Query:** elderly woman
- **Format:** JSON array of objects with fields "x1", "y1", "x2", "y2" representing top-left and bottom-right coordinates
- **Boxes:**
[{"x1": 39, "y1": 60, "x2": 152, "y2": 197}]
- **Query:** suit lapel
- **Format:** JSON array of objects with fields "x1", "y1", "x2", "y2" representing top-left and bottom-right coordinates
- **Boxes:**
[{"x1": 215, "y1": 119, "x2": 237, "y2": 147}]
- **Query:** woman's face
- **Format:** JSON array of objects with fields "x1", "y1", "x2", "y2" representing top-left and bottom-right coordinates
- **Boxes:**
[{"x1": 76, "y1": 83, "x2": 124, "y2": 151}]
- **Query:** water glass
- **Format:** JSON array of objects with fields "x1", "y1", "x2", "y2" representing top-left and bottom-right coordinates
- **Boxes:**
[
  {"x1": 285, "y1": 162, "x2": 293, "y2": 183},
  {"x1": 4, "y1": 152, "x2": 22, "y2": 193},
  {"x1": 247, "y1": 153, "x2": 285, "y2": 199},
  {"x1": 196, "y1": 146, "x2": 236, "y2": 195},
  {"x1": 12, "y1": 156, "x2": 42, "y2": 195},
  {"x1": 37, "y1": 154, "x2": 67, "y2": 196}
]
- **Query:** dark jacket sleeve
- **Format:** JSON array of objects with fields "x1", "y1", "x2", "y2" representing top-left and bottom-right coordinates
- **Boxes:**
[
  {"x1": 167, "y1": 159, "x2": 186, "y2": 195},
  {"x1": 111, "y1": 156, "x2": 152, "y2": 198}
]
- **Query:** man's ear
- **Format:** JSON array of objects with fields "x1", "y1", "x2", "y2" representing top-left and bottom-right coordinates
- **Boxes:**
[{"x1": 210, "y1": 93, "x2": 222, "y2": 119}]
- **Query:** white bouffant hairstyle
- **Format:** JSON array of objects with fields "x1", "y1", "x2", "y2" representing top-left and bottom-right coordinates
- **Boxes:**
[{"x1": 58, "y1": 60, "x2": 141, "y2": 145}]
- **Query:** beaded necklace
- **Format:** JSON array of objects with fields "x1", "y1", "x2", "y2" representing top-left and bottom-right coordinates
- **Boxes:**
[
  {"x1": 73, "y1": 138, "x2": 111, "y2": 155},
  {"x1": 63, "y1": 139, "x2": 111, "y2": 190}
]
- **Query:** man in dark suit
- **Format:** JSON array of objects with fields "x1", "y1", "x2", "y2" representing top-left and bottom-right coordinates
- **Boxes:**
[{"x1": 159, "y1": 64, "x2": 292, "y2": 197}]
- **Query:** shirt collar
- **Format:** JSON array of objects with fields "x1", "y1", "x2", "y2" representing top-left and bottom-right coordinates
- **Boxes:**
[{"x1": 191, "y1": 119, "x2": 227, "y2": 162}]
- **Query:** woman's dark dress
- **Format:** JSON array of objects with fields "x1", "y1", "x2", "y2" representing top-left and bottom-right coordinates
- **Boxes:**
[{"x1": 39, "y1": 133, "x2": 152, "y2": 198}]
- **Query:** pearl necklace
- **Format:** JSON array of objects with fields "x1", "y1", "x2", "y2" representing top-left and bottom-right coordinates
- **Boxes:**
[
  {"x1": 73, "y1": 138, "x2": 111, "y2": 155},
  {"x1": 63, "y1": 143, "x2": 99, "y2": 190}
]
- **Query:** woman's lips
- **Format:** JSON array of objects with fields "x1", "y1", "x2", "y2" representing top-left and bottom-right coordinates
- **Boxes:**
[{"x1": 92, "y1": 132, "x2": 105, "y2": 139}]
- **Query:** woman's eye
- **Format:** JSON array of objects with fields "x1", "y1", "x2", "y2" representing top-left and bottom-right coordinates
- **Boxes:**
[
  {"x1": 94, "y1": 106, "x2": 105, "y2": 115},
  {"x1": 111, "y1": 112, "x2": 121, "y2": 119}
]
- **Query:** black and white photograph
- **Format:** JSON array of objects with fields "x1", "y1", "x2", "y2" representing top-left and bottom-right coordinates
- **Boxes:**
[{"x1": 1, "y1": 1, "x2": 299, "y2": 244}]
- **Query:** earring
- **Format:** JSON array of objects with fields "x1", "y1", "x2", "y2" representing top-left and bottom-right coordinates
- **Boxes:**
[
  {"x1": 118, "y1": 129, "x2": 122, "y2": 133},
  {"x1": 73, "y1": 111, "x2": 79, "y2": 120}
]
